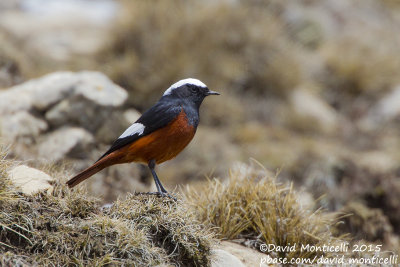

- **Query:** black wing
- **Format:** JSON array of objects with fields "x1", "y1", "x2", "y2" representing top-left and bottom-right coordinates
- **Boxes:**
[{"x1": 96, "y1": 100, "x2": 181, "y2": 162}]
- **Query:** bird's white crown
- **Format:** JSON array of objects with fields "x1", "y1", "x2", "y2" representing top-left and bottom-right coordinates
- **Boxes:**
[{"x1": 163, "y1": 78, "x2": 207, "y2": 96}]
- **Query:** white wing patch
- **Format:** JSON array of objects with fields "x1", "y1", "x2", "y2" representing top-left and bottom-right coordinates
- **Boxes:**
[
  {"x1": 119, "y1": 123, "x2": 145, "y2": 139},
  {"x1": 163, "y1": 78, "x2": 207, "y2": 96}
]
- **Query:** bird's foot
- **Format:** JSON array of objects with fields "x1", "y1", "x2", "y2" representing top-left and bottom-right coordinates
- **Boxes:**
[
  {"x1": 135, "y1": 191, "x2": 177, "y2": 201},
  {"x1": 160, "y1": 192, "x2": 177, "y2": 201}
]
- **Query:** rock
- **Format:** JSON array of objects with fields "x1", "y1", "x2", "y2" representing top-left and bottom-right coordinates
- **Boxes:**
[
  {"x1": 362, "y1": 85, "x2": 400, "y2": 130},
  {"x1": 95, "y1": 109, "x2": 141, "y2": 144},
  {"x1": 211, "y1": 248, "x2": 245, "y2": 267},
  {"x1": 0, "y1": 111, "x2": 48, "y2": 142},
  {"x1": 45, "y1": 95, "x2": 111, "y2": 132},
  {"x1": 0, "y1": 71, "x2": 75, "y2": 113},
  {"x1": 0, "y1": 1, "x2": 117, "y2": 61},
  {"x1": 218, "y1": 241, "x2": 269, "y2": 267},
  {"x1": 0, "y1": 71, "x2": 128, "y2": 135},
  {"x1": 0, "y1": 71, "x2": 127, "y2": 114},
  {"x1": 44, "y1": 98, "x2": 74, "y2": 127},
  {"x1": 95, "y1": 111, "x2": 128, "y2": 144},
  {"x1": 8, "y1": 165, "x2": 53, "y2": 195},
  {"x1": 38, "y1": 127, "x2": 94, "y2": 161},
  {"x1": 289, "y1": 87, "x2": 338, "y2": 133},
  {"x1": 72, "y1": 71, "x2": 127, "y2": 106},
  {"x1": 0, "y1": 85, "x2": 33, "y2": 114},
  {"x1": 123, "y1": 108, "x2": 141, "y2": 124}
]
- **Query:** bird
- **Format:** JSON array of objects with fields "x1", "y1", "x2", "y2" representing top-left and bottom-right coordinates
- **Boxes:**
[{"x1": 66, "y1": 78, "x2": 219, "y2": 198}]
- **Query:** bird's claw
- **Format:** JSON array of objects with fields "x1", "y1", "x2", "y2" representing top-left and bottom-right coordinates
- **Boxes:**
[{"x1": 135, "y1": 191, "x2": 177, "y2": 201}]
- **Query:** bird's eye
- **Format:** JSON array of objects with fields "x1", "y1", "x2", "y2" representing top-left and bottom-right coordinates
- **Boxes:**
[{"x1": 190, "y1": 86, "x2": 199, "y2": 93}]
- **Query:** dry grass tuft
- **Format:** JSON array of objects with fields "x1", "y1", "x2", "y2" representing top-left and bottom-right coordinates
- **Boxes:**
[
  {"x1": 0, "y1": 149, "x2": 214, "y2": 266},
  {"x1": 185, "y1": 161, "x2": 344, "y2": 259},
  {"x1": 0, "y1": 146, "x2": 16, "y2": 204}
]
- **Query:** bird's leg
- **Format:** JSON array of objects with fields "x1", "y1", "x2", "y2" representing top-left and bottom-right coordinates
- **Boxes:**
[
  {"x1": 148, "y1": 160, "x2": 176, "y2": 200},
  {"x1": 148, "y1": 159, "x2": 167, "y2": 193},
  {"x1": 152, "y1": 170, "x2": 162, "y2": 193}
]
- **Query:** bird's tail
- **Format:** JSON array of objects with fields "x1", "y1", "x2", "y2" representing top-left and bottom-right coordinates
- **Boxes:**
[{"x1": 66, "y1": 156, "x2": 114, "y2": 188}]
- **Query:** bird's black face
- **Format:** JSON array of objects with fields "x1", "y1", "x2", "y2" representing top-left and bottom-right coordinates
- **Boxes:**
[
  {"x1": 179, "y1": 84, "x2": 219, "y2": 106},
  {"x1": 163, "y1": 79, "x2": 219, "y2": 108}
]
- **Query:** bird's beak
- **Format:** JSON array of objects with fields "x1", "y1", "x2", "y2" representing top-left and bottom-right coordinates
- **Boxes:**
[{"x1": 207, "y1": 90, "x2": 220, "y2": 96}]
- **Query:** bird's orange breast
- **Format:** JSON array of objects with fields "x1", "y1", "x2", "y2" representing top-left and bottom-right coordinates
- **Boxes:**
[{"x1": 115, "y1": 109, "x2": 196, "y2": 164}]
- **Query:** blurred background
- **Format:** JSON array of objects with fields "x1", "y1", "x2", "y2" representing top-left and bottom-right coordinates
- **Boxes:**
[{"x1": 1, "y1": 0, "x2": 400, "y2": 251}]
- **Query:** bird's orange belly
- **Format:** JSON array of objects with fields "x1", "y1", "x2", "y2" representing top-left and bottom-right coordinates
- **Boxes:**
[{"x1": 117, "y1": 110, "x2": 196, "y2": 164}]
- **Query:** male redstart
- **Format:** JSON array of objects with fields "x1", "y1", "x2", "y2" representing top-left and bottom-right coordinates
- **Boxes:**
[{"x1": 66, "y1": 78, "x2": 219, "y2": 197}]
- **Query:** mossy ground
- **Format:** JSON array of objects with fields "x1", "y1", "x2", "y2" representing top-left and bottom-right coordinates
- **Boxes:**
[
  {"x1": 0, "y1": 153, "x2": 213, "y2": 266},
  {"x1": 2, "y1": 147, "x2": 396, "y2": 265}
]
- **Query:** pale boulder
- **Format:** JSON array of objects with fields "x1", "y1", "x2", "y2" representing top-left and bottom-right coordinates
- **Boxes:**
[
  {"x1": 211, "y1": 249, "x2": 246, "y2": 267},
  {"x1": 44, "y1": 96, "x2": 112, "y2": 132},
  {"x1": 95, "y1": 109, "x2": 142, "y2": 144},
  {"x1": 0, "y1": 71, "x2": 128, "y2": 114},
  {"x1": 123, "y1": 108, "x2": 141, "y2": 123},
  {"x1": 38, "y1": 127, "x2": 94, "y2": 161},
  {"x1": 218, "y1": 241, "x2": 270, "y2": 267},
  {"x1": 0, "y1": 111, "x2": 48, "y2": 141},
  {"x1": 8, "y1": 165, "x2": 53, "y2": 195}
]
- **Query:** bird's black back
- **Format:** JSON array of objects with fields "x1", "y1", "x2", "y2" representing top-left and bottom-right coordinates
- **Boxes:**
[{"x1": 96, "y1": 97, "x2": 199, "y2": 162}]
